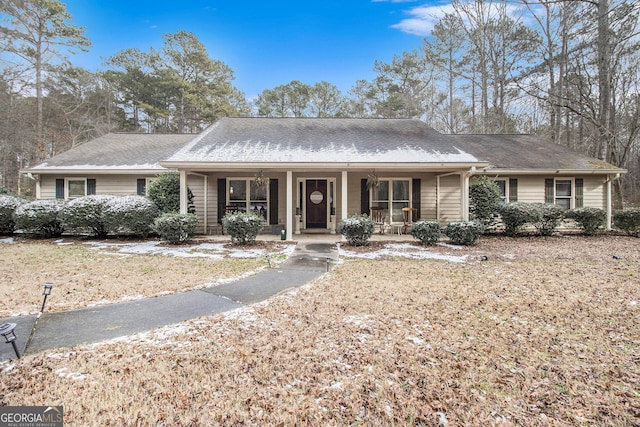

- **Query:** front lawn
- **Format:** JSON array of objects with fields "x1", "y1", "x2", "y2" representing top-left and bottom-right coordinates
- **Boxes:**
[{"x1": 1, "y1": 235, "x2": 638, "y2": 425}]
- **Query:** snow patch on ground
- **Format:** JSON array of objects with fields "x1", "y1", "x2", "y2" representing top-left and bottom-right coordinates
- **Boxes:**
[
  {"x1": 338, "y1": 243, "x2": 468, "y2": 263},
  {"x1": 0, "y1": 237, "x2": 15, "y2": 244},
  {"x1": 78, "y1": 240, "x2": 296, "y2": 262}
]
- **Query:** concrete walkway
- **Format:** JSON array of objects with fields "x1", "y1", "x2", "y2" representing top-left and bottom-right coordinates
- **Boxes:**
[{"x1": 0, "y1": 242, "x2": 338, "y2": 362}]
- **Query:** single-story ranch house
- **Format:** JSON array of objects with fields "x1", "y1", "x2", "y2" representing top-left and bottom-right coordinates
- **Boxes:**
[{"x1": 24, "y1": 117, "x2": 625, "y2": 240}]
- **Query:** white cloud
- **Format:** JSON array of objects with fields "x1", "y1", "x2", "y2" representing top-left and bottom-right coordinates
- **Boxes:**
[
  {"x1": 390, "y1": 3, "x2": 455, "y2": 36},
  {"x1": 390, "y1": 1, "x2": 531, "y2": 37}
]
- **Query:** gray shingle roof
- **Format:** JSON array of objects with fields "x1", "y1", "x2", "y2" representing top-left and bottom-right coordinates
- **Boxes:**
[
  {"x1": 452, "y1": 134, "x2": 619, "y2": 171},
  {"x1": 28, "y1": 133, "x2": 195, "y2": 171},
  {"x1": 164, "y1": 117, "x2": 480, "y2": 164}
]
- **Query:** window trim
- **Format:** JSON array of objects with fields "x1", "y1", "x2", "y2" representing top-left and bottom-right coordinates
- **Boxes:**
[
  {"x1": 554, "y1": 178, "x2": 575, "y2": 210},
  {"x1": 370, "y1": 178, "x2": 412, "y2": 224},
  {"x1": 227, "y1": 177, "x2": 270, "y2": 219},
  {"x1": 65, "y1": 177, "x2": 87, "y2": 200}
]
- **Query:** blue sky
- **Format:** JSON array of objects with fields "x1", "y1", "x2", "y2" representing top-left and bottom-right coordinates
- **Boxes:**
[{"x1": 64, "y1": 0, "x2": 448, "y2": 99}]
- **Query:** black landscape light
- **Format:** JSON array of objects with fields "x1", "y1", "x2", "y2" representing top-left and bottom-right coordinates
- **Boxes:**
[
  {"x1": 0, "y1": 322, "x2": 21, "y2": 359},
  {"x1": 41, "y1": 282, "x2": 54, "y2": 313}
]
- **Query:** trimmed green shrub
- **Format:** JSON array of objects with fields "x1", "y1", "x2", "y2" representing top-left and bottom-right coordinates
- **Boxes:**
[
  {"x1": 338, "y1": 214, "x2": 374, "y2": 246},
  {"x1": 0, "y1": 195, "x2": 25, "y2": 234},
  {"x1": 223, "y1": 211, "x2": 264, "y2": 245},
  {"x1": 566, "y1": 207, "x2": 606, "y2": 235},
  {"x1": 613, "y1": 208, "x2": 640, "y2": 237},
  {"x1": 444, "y1": 221, "x2": 484, "y2": 245},
  {"x1": 410, "y1": 221, "x2": 441, "y2": 246},
  {"x1": 470, "y1": 176, "x2": 502, "y2": 226},
  {"x1": 14, "y1": 199, "x2": 65, "y2": 237},
  {"x1": 530, "y1": 203, "x2": 565, "y2": 236},
  {"x1": 153, "y1": 213, "x2": 198, "y2": 244},
  {"x1": 61, "y1": 195, "x2": 114, "y2": 238},
  {"x1": 499, "y1": 202, "x2": 540, "y2": 236},
  {"x1": 147, "y1": 173, "x2": 195, "y2": 214},
  {"x1": 104, "y1": 196, "x2": 159, "y2": 237}
]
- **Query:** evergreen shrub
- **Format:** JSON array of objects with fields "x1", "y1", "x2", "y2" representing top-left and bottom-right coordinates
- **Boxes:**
[
  {"x1": 613, "y1": 208, "x2": 640, "y2": 237},
  {"x1": 223, "y1": 211, "x2": 264, "y2": 245},
  {"x1": 410, "y1": 221, "x2": 441, "y2": 246},
  {"x1": 105, "y1": 196, "x2": 159, "y2": 237},
  {"x1": 0, "y1": 195, "x2": 25, "y2": 234},
  {"x1": 470, "y1": 176, "x2": 502, "y2": 226},
  {"x1": 530, "y1": 203, "x2": 565, "y2": 236},
  {"x1": 499, "y1": 202, "x2": 540, "y2": 236},
  {"x1": 61, "y1": 195, "x2": 114, "y2": 238},
  {"x1": 566, "y1": 207, "x2": 606, "y2": 235},
  {"x1": 14, "y1": 199, "x2": 65, "y2": 237},
  {"x1": 153, "y1": 213, "x2": 198, "y2": 244},
  {"x1": 338, "y1": 214, "x2": 374, "y2": 246},
  {"x1": 444, "y1": 221, "x2": 484, "y2": 245}
]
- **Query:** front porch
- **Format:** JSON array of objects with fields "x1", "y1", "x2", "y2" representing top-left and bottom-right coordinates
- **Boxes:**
[{"x1": 180, "y1": 168, "x2": 476, "y2": 241}]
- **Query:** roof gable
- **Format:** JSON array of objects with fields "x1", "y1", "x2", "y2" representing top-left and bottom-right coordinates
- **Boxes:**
[{"x1": 164, "y1": 118, "x2": 480, "y2": 164}]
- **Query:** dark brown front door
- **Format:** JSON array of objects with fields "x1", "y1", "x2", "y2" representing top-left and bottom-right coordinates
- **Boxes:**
[{"x1": 306, "y1": 179, "x2": 327, "y2": 228}]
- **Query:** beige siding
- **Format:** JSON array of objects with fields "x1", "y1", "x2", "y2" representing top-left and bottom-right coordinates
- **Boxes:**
[
  {"x1": 498, "y1": 175, "x2": 607, "y2": 209},
  {"x1": 39, "y1": 174, "x2": 151, "y2": 199},
  {"x1": 582, "y1": 176, "x2": 606, "y2": 209},
  {"x1": 512, "y1": 176, "x2": 546, "y2": 204},
  {"x1": 438, "y1": 175, "x2": 462, "y2": 222}
]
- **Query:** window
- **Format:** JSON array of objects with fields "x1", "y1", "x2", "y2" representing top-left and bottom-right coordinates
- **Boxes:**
[
  {"x1": 494, "y1": 179, "x2": 508, "y2": 204},
  {"x1": 371, "y1": 179, "x2": 411, "y2": 222},
  {"x1": 228, "y1": 178, "x2": 268, "y2": 220},
  {"x1": 67, "y1": 179, "x2": 86, "y2": 199},
  {"x1": 546, "y1": 178, "x2": 574, "y2": 209},
  {"x1": 555, "y1": 179, "x2": 573, "y2": 209},
  {"x1": 137, "y1": 178, "x2": 155, "y2": 196}
]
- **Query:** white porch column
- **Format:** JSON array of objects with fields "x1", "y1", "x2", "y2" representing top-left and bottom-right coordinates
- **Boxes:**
[
  {"x1": 341, "y1": 170, "x2": 348, "y2": 220},
  {"x1": 179, "y1": 170, "x2": 188, "y2": 214},
  {"x1": 606, "y1": 174, "x2": 613, "y2": 231},
  {"x1": 461, "y1": 170, "x2": 470, "y2": 221},
  {"x1": 286, "y1": 170, "x2": 293, "y2": 240}
]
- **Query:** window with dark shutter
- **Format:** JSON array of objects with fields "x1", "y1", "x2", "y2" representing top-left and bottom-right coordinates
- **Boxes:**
[
  {"x1": 137, "y1": 179, "x2": 146, "y2": 196},
  {"x1": 545, "y1": 179, "x2": 554, "y2": 203},
  {"x1": 412, "y1": 178, "x2": 421, "y2": 219},
  {"x1": 508, "y1": 179, "x2": 518, "y2": 202},
  {"x1": 55, "y1": 179, "x2": 64, "y2": 199},
  {"x1": 269, "y1": 179, "x2": 278, "y2": 225},
  {"x1": 575, "y1": 178, "x2": 584, "y2": 208},
  {"x1": 87, "y1": 179, "x2": 96, "y2": 195},
  {"x1": 360, "y1": 179, "x2": 369, "y2": 215}
]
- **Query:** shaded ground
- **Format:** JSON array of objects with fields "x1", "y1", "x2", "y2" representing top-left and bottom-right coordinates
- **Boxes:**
[{"x1": 0, "y1": 235, "x2": 638, "y2": 425}]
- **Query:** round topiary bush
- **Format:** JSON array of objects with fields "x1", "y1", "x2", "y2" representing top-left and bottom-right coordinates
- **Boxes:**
[
  {"x1": 530, "y1": 203, "x2": 565, "y2": 236},
  {"x1": 0, "y1": 195, "x2": 25, "y2": 234},
  {"x1": 223, "y1": 211, "x2": 265, "y2": 245},
  {"x1": 613, "y1": 208, "x2": 640, "y2": 237},
  {"x1": 104, "y1": 196, "x2": 159, "y2": 237},
  {"x1": 153, "y1": 213, "x2": 198, "y2": 244},
  {"x1": 14, "y1": 199, "x2": 65, "y2": 237},
  {"x1": 338, "y1": 214, "x2": 374, "y2": 246},
  {"x1": 444, "y1": 221, "x2": 484, "y2": 245},
  {"x1": 566, "y1": 207, "x2": 606, "y2": 235},
  {"x1": 61, "y1": 195, "x2": 115, "y2": 238},
  {"x1": 499, "y1": 202, "x2": 540, "y2": 236},
  {"x1": 410, "y1": 221, "x2": 441, "y2": 246}
]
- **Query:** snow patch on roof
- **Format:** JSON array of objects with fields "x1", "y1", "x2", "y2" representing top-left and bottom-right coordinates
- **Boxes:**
[{"x1": 168, "y1": 141, "x2": 479, "y2": 163}]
